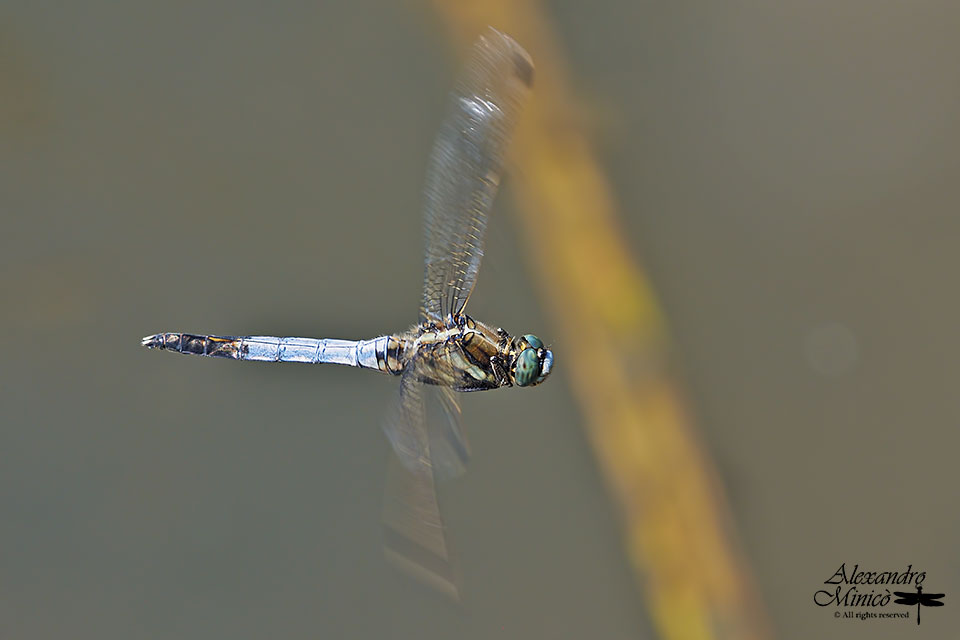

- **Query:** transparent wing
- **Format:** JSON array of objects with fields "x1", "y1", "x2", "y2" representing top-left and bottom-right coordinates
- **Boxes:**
[
  {"x1": 420, "y1": 28, "x2": 534, "y2": 324},
  {"x1": 425, "y1": 385, "x2": 471, "y2": 480},
  {"x1": 381, "y1": 366, "x2": 430, "y2": 473},
  {"x1": 383, "y1": 454, "x2": 460, "y2": 600},
  {"x1": 382, "y1": 353, "x2": 472, "y2": 477},
  {"x1": 381, "y1": 363, "x2": 462, "y2": 599}
]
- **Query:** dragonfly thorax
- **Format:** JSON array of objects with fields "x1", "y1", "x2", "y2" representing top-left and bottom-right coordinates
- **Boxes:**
[{"x1": 400, "y1": 315, "x2": 552, "y2": 391}]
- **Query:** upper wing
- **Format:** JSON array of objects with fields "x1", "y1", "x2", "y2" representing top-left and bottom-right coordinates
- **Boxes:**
[{"x1": 420, "y1": 28, "x2": 534, "y2": 324}]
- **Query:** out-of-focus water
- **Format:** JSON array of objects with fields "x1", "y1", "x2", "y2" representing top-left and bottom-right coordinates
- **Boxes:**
[{"x1": 2, "y1": 2, "x2": 957, "y2": 639}]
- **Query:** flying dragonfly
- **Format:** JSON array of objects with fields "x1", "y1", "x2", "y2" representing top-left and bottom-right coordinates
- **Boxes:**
[{"x1": 142, "y1": 29, "x2": 551, "y2": 599}]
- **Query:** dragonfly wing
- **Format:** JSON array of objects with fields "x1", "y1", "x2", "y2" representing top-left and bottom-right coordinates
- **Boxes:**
[
  {"x1": 381, "y1": 355, "x2": 470, "y2": 475},
  {"x1": 382, "y1": 454, "x2": 460, "y2": 600},
  {"x1": 425, "y1": 385, "x2": 471, "y2": 480},
  {"x1": 380, "y1": 361, "x2": 461, "y2": 599},
  {"x1": 420, "y1": 28, "x2": 534, "y2": 323},
  {"x1": 381, "y1": 366, "x2": 429, "y2": 472},
  {"x1": 893, "y1": 593, "x2": 918, "y2": 604},
  {"x1": 922, "y1": 595, "x2": 945, "y2": 606}
]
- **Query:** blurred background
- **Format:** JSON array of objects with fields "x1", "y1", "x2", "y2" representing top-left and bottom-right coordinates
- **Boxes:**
[{"x1": 2, "y1": 1, "x2": 958, "y2": 638}]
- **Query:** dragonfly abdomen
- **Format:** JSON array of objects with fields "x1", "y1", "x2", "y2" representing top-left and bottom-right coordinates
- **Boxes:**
[{"x1": 141, "y1": 332, "x2": 405, "y2": 374}]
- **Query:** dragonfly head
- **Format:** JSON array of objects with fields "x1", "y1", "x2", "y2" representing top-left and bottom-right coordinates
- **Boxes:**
[{"x1": 511, "y1": 334, "x2": 554, "y2": 387}]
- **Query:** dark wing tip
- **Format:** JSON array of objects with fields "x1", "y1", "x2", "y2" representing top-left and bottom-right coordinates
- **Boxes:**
[
  {"x1": 511, "y1": 47, "x2": 535, "y2": 88},
  {"x1": 483, "y1": 27, "x2": 535, "y2": 88}
]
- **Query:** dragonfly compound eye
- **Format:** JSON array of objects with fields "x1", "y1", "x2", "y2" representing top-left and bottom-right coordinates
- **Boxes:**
[
  {"x1": 514, "y1": 347, "x2": 541, "y2": 386},
  {"x1": 522, "y1": 334, "x2": 543, "y2": 350}
]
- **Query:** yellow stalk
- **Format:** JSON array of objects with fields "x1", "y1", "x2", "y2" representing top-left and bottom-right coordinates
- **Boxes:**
[{"x1": 430, "y1": 3, "x2": 772, "y2": 638}]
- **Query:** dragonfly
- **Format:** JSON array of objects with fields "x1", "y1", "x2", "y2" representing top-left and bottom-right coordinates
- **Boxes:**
[
  {"x1": 893, "y1": 585, "x2": 945, "y2": 625},
  {"x1": 142, "y1": 29, "x2": 552, "y2": 598}
]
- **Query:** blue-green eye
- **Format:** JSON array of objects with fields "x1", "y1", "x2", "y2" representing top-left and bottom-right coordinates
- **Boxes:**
[
  {"x1": 514, "y1": 348, "x2": 540, "y2": 387},
  {"x1": 523, "y1": 334, "x2": 543, "y2": 350}
]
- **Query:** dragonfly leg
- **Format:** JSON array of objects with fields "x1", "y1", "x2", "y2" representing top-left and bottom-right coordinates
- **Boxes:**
[{"x1": 491, "y1": 355, "x2": 512, "y2": 387}]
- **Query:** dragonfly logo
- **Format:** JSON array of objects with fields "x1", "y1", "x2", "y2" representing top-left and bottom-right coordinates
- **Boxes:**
[
  {"x1": 813, "y1": 563, "x2": 945, "y2": 625},
  {"x1": 893, "y1": 586, "x2": 945, "y2": 626}
]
